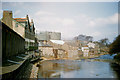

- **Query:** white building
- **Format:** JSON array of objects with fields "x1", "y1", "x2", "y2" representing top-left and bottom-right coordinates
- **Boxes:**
[
  {"x1": 82, "y1": 47, "x2": 89, "y2": 57},
  {"x1": 87, "y1": 42, "x2": 95, "y2": 48},
  {"x1": 50, "y1": 40, "x2": 65, "y2": 45}
]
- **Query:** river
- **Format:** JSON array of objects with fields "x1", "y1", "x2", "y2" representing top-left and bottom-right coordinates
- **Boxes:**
[
  {"x1": 15, "y1": 54, "x2": 120, "y2": 79},
  {"x1": 37, "y1": 54, "x2": 120, "y2": 79}
]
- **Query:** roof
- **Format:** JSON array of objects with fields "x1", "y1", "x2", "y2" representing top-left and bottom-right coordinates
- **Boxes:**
[
  {"x1": 14, "y1": 18, "x2": 27, "y2": 22},
  {"x1": 39, "y1": 42, "x2": 52, "y2": 47},
  {"x1": 2, "y1": 21, "x2": 25, "y2": 39},
  {"x1": 50, "y1": 40, "x2": 65, "y2": 45},
  {"x1": 64, "y1": 40, "x2": 78, "y2": 47},
  {"x1": 87, "y1": 42, "x2": 95, "y2": 45},
  {"x1": 82, "y1": 47, "x2": 89, "y2": 51}
]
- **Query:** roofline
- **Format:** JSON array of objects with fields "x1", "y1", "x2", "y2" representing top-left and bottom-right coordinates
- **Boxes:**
[{"x1": 12, "y1": 19, "x2": 25, "y2": 28}]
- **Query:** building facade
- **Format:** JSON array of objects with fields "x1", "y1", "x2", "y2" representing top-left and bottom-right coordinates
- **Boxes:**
[
  {"x1": 2, "y1": 10, "x2": 36, "y2": 51},
  {"x1": 2, "y1": 21, "x2": 25, "y2": 59},
  {"x1": 37, "y1": 31, "x2": 61, "y2": 41},
  {"x1": 14, "y1": 16, "x2": 35, "y2": 50}
]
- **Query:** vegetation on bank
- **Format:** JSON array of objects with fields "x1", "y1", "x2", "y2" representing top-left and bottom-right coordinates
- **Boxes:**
[
  {"x1": 109, "y1": 35, "x2": 120, "y2": 60},
  {"x1": 29, "y1": 46, "x2": 38, "y2": 51},
  {"x1": 114, "y1": 54, "x2": 120, "y2": 60}
]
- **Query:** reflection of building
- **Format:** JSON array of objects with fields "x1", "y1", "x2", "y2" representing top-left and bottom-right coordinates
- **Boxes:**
[{"x1": 38, "y1": 60, "x2": 80, "y2": 78}]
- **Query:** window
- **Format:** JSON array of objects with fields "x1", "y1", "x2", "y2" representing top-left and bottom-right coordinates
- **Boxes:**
[{"x1": 16, "y1": 23, "x2": 18, "y2": 27}]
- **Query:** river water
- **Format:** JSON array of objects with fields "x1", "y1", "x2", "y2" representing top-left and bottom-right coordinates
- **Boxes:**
[{"x1": 37, "y1": 55, "x2": 120, "y2": 78}]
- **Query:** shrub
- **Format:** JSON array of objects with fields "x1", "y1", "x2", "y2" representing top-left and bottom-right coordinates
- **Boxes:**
[
  {"x1": 29, "y1": 46, "x2": 38, "y2": 51},
  {"x1": 114, "y1": 53, "x2": 120, "y2": 60}
]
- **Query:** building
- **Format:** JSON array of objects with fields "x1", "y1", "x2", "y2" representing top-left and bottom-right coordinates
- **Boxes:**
[
  {"x1": 2, "y1": 11, "x2": 25, "y2": 38},
  {"x1": 1, "y1": 10, "x2": 38, "y2": 77},
  {"x1": 14, "y1": 16, "x2": 35, "y2": 50},
  {"x1": 87, "y1": 42, "x2": 95, "y2": 48},
  {"x1": 37, "y1": 31, "x2": 61, "y2": 41},
  {"x1": 81, "y1": 46, "x2": 89, "y2": 57},
  {"x1": 38, "y1": 41, "x2": 54, "y2": 59},
  {"x1": 38, "y1": 40, "x2": 67, "y2": 59},
  {"x1": 2, "y1": 10, "x2": 36, "y2": 51},
  {"x1": 48, "y1": 40, "x2": 79, "y2": 59},
  {"x1": 2, "y1": 21, "x2": 25, "y2": 59},
  {"x1": 36, "y1": 31, "x2": 62, "y2": 59}
]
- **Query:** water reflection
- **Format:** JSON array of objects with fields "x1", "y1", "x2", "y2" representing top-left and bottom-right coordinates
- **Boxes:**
[
  {"x1": 37, "y1": 60, "x2": 120, "y2": 78},
  {"x1": 37, "y1": 60, "x2": 80, "y2": 78}
]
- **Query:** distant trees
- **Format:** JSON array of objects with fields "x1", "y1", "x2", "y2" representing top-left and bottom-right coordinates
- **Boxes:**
[
  {"x1": 99, "y1": 38, "x2": 110, "y2": 47},
  {"x1": 109, "y1": 35, "x2": 120, "y2": 54},
  {"x1": 74, "y1": 34, "x2": 93, "y2": 42}
]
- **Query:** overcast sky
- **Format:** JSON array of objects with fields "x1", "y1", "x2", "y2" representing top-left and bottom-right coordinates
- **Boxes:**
[{"x1": 1, "y1": 2, "x2": 118, "y2": 42}]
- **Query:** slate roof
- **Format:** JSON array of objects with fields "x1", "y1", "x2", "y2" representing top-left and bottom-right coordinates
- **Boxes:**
[
  {"x1": 64, "y1": 40, "x2": 78, "y2": 47},
  {"x1": 50, "y1": 40, "x2": 65, "y2": 45},
  {"x1": 14, "y1": 18, "x2": 27, "y2": 22},
  {"x1": 39, "y1": 42, "x2": 52, "y2": 47}
]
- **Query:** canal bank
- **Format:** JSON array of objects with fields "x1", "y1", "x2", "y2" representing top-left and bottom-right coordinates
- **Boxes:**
[
  {"x1": 2, "y1": 58, "x2": 31, "y2": 80},
  {"x1": 1, "y1": 51, "x2": 40, "y2": 80},
  {"x1": 2, "y1": 54, "x2": 120, "y2": 79}
]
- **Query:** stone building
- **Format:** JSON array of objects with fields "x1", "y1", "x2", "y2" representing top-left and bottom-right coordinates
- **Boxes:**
[
  {"x1": 2, "y1": 10, "x2": 36, "y2": 51},
  {"x1": 38, "y1": 41, "x2": 54, "y2": 59},
  {"x1": 1, "y1": 10, "x2": 37, "y2": 77},
  {"x1": 2, "y1": 11, "x2": 25, "y2": 38},
  {"x1": 63, "y1": 41, "x2": 79, "y2": 59},
  {"x1": 14, "y1": 16, "x2": 35, "y2": 50},
  {"x1": 48, "y1": 40, "x2": 79, "y2": 59},
  {"x1": 38, "y1": 41, "x2": 67, "y2": 59},
  {"x1": 37, "y1": 31, "x2": 62, "y2": 59},
  {"x1": 37, "y1": 31, "x2": 61, "y2": 41}
]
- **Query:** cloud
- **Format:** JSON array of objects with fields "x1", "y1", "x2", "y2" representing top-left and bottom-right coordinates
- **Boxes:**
[
  {"x1": 32, "y1": 11, "x2": 75, "y2": 29},
  {"x1": 87, "y1": 13, "x2": 118, "y2": 27},
  {"x1": 31, "y1": 11, "x2": 118, "y2": 41},
  {"x1": 62, "y1": 18, "x2": 75, "y2": 26},
  {"x1": 35, "y1": 11, "x2": 55, "y2": 16},
  {"x1": 14, "y1": 10, "x2": 21, "y2": 16},
  {"x1": 90, "y1": 31, "x2": 102, "y2": 37},
  {"x1": 4, "y1": 2, "x2": 24, "y2": 7},
  {"x1": 108, "y1": 13, "x2": 118, "y2": 24},
  {"x1": 88, "y1": 21, "x2": 96, "y2": 27}
]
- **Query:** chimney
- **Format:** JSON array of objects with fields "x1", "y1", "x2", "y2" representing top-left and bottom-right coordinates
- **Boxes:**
[
  {"x1": 31, "y1": 19, "x2": 33, "y2": 23},
  {"x1": 26, "y1": 15, "x2": 29, "y2": 20},
  {"x1": 2, "y1": 10, "x2": 13, "y2": 29}
]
